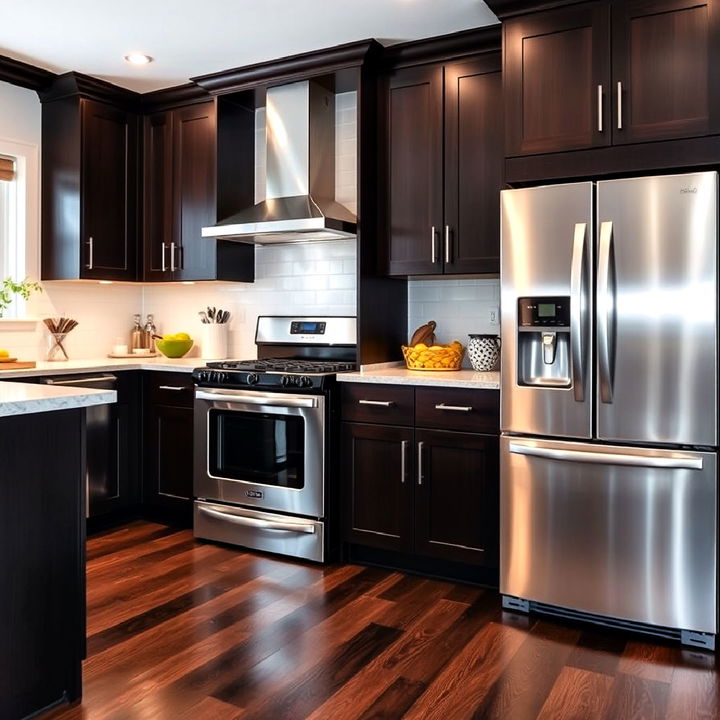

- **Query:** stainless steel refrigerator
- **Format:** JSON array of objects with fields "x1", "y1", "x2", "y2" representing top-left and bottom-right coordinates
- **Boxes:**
[{"x1": 500, "y1": 171, "x2": 718, "y2": 650}]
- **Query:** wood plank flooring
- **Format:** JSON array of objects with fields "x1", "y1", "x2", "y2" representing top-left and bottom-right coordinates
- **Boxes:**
[{"x1": 46, "y1": 521, "x2": 719, "y2": 720}]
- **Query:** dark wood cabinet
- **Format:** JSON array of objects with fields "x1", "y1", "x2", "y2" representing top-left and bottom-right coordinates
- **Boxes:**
[
  {"x1": 386, "y1": 54, "x2": 502, "y2": 276},
  {"x1": 0, "y1": 409, "x2": 85, "y2": 719},
  {"x1": 340, "y1": 383, "x2": 499, "y2": 568},
  {"x1": 42, "y1": 96, "x2": 138, "y2": 281},
  {"x1": 415, "y1": 429, "x2": 499, "y2": 565},
  {"x1": 342, "y1": 422, "x2": 414, "y2": 552},
  {"x1": 142, "y1": 102, "x2": 254, "y2": 282},
  {"x1": 142, "y1": 372, "x2": 195, "y2": 526},
  {"x1": 504, "y1": 2, "x2": 610, "y2": 156},
  {"x1": 612, "y1": 0, "x2": 720, "y2": 144},
  {"x1": 502, "y1": 0, "x2": 719, "y2": 158}
]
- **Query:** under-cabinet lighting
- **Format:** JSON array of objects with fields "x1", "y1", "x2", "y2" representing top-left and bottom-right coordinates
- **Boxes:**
[{"x1": 99, "y1": 280, "x2": 113, "y2": 285}]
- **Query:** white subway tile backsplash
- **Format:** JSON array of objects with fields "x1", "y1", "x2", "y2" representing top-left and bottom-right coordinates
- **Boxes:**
[{"x1": 408, "y1": 277, "x2": 500, "y2": 369}]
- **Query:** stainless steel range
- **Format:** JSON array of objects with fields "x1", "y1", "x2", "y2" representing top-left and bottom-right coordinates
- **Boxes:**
[{"x1": 192, "y1": 316, "x2": 356, "y2": 562}]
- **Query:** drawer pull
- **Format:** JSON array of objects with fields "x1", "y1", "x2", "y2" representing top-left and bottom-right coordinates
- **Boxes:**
[
  {"x1": 159, "y1": 385, "x2": 187, "y2": 391},
  {"x1": 435, "y1": 403, "x2": 472, "y2": 412},
  {"x1": 358, "y1": 400, "x2": 395, "y2": 407}
]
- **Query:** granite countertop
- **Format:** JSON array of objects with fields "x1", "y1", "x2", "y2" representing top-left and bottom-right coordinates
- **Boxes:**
[
  {"x1": 0, "y1": 356, "x2": 200, "y2": 380},
  {"x1": 0, "y1": 381, "x2": 116, "y2": 417},
  {"x1": 338, "y1": 363, "x2": 500, "y2": 390}
]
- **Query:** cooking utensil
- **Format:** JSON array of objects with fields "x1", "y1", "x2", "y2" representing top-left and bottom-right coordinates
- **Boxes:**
[{"x1": 199, "y1": 311, "x2": 209, "y2": 324}]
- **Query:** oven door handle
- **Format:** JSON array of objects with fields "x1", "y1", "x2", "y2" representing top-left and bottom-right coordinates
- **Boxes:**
[
  {"x1": 198, "y1": 506, "x2": 317, "y2": 533},
  {"x1": 195, "y1": 389, "x2": 318, "y2": 408}
]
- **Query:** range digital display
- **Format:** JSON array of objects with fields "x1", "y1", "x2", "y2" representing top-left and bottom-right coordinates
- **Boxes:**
[{"x1": 290, "y1": 321, "x2": 326, "y2": 335}]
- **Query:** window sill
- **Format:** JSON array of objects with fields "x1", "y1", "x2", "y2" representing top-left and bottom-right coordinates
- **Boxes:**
[{"x1": 0, "y1": 317, "x2": 40, "y2": 331}]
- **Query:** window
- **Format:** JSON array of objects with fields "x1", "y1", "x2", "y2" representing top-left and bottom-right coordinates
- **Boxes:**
[{"x1": 0, "y1": 140, "x2": 38, "y2": 318}]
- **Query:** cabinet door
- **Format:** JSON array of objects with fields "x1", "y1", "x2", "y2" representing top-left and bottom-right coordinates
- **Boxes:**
[
  {"x1": 612, "y1": 0, "x2": 720, "y2": 144},
  {"x1": 172, "y1": 102, "x2": 217, "y2": 281},
  {"x1": 143, "y1": 112, "x2": 174, "y2": 281},
  {"x1": 143, "y1": 374, "x2": 194, "y2": 526},
  {"x1": 386, "y1": 66, "x2": 444, "y2": 276},
  {"x1": 415, "y1": 429, "x2": 499, "y2": 566},
  {"x1": 504, "y1": 2, "x2": 611, "y2": 156},
  {"x1": 81, "y1": 99, "x2": 138, "y2": 280},
  {"x1": 444, "y1": 58, "x2": 503, "y2": 275},
  {"x1": 341, "y1": 422, "x2": 414, "y2": 552}
]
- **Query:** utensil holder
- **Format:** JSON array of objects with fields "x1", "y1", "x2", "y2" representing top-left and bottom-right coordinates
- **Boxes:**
[
  {"x1": 47, "y1": 332, "x2": 69, "y2": 361},
  {"x1": 201, "y1": 324, "x2": 228, "y2": 360}
]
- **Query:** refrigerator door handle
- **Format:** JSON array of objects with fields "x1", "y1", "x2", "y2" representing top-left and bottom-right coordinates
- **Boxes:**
[
  {"x1": 570, "y1": 222, "x2": 588, "y2": 402},
  {"x1": 597, "y1": 221, "x2": 615, "y2": 403},
  {"x1": 508, "y1": 440, "x2": 703, "y2": 470}
]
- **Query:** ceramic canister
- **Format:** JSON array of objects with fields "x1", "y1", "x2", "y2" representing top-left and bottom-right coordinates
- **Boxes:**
[{"x1": 467, "y1": 334, "x2": 501, "y2": 371}]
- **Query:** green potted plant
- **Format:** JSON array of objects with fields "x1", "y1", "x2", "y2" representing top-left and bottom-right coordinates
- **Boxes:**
[{"x1": 0, "y1": 277, "x2": 42, "y2": 318}]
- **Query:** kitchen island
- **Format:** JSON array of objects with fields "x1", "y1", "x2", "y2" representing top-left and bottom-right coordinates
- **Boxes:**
[{"x1": 0, "y1": 382, "x2": 116, "y2": 720}]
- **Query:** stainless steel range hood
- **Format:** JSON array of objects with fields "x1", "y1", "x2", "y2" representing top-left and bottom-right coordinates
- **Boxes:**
[{"x1": 202, "y1": 80, "x2": 356, "y2": 244}]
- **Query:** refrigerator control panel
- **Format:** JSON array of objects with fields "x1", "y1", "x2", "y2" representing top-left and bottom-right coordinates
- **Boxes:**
[{"x1": 518, "y1": 297, "x2": 570, "y2": 327}]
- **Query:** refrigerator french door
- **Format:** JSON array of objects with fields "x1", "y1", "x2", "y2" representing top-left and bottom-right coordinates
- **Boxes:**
[{"x1": 500, "y1": 171, "x2": 718, "y2": 649}]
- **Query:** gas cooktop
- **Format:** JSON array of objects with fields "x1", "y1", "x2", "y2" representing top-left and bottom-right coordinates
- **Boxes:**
[{"x1": 206, "y1": 358, "x2": 356, "y2": 374}]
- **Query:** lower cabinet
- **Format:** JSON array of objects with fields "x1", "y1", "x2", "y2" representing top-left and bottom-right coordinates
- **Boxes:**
[
  {"x1": 142, "y1": 372, "x2": 195, "y2": 526},
  {"x1": 341, "y1": 383, "x2": 499, "y2": 569}
]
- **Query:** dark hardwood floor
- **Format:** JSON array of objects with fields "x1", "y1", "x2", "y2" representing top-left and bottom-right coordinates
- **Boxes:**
[{"x1": 46, "y1": 521, "x2": 719, "y2": 720}]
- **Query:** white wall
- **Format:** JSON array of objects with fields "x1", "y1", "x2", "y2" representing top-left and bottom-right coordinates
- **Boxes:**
[{"x1": 408, "y1": 277, "x2": 500, "y2": 369}]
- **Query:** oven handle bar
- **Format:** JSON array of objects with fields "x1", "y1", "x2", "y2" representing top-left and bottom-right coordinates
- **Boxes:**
[
  {"x1": 198, "y1": 506, "x2": 316, "y2": 533},
  {"x1": 195, "y1": 389, "x2": 318, "y2": 408}
]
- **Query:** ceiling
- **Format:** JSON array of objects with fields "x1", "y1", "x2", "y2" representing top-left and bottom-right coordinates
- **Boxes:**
[{"x1": 0, "y1": 1, "x2": 498, "y2": 93}]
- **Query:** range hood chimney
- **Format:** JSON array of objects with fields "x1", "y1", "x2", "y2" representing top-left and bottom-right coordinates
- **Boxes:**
[{"x1": 202, "y1": 80, "x2": 356, "y2": 243}]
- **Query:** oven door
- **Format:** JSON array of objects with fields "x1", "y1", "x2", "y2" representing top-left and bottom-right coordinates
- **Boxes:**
[{"x1": 194, "y1": 388, "x2": 325, "y2": 518}]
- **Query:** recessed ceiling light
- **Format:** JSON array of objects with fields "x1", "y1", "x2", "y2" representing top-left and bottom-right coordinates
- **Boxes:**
[{"x1": 123, "y1": 52, "x2": 153, "y2": 66}]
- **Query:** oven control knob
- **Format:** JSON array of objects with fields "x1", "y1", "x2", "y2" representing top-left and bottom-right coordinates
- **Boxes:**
[
  {"x1": 281, "y1": 375, "x2": 293, "y2": 387},
  {"x1": 246, "y1": 373, "x2": 259, "y2": 385},
  {"x1": 298, "y1": 375, "x2": 312, "y2": 388}
]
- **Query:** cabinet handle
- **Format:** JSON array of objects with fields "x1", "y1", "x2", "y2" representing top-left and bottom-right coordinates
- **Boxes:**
[
  {"x1": 617, "y1": 81, "x2": 623, "y2": 130},
  {"x1": 158, "y1": 385, "x2": 187, "y2": 391},
  {"x1": 430, "y1": 226, "x2": 437, "y2": 263},
  {"x1": 444, "y1": 225, "x2": 451, "y2": 264},
  {"x1": 358, "y1": 399, "x2": 395, "y2": 407},
  {"x1": 170, "y1": 242, "x2": 177, "y2": 272},
  {"x1": 434, "y1": 403, "x2": 473, "y2": 412},
  {"x1": 400, "y1": 440, "x2": 408, "y2": 484},
  {"x1": 161, "y1": 243, "x2": 167, "y2": 272},
  {"x1": 417, "y1": 441, "x2": 425, "y2": 485},
  {"x1": 597, "y1": 84, "x2": 603, "y2": 132},
  {"x1": 86, "y1": 236, "x2": 94, "y2": 270}
]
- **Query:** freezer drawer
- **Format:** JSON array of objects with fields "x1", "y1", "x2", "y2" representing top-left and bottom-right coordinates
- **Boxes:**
[{"x1": 501, "y1": 436, "x2": 717, "y2": 635}]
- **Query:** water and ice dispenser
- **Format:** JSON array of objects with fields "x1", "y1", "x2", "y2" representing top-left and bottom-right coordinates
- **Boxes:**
[{"x1": 517, "y1": 297, "x2": 571, "y2": 387}]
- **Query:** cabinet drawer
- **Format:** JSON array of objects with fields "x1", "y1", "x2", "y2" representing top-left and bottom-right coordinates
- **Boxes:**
[
  {"x1": 341, "y1": 384, "x2": 414, "y2": 426},
  {"x1": 145, "y1": 372, "x2": 195, "y2": 408},
  {"x1": 415, "y1": 387, "x2": 499, "y2": 433}
]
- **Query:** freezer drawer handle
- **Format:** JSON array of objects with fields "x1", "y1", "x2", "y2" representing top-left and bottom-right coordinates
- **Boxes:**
[
  {"x1": 196, "y1": 389, "x2": 317, "y2": 408},
  {"x1": 199, "y1": 506, "x2": 316, "y2": 533},
  {"x1": 358, "y1": 400, "x2": 395, "y2": 407},
  {"x1": 508, "y1": 441, "x2": 703, "y2": 470},
  {"x1": 435, "y1": 403, "x2": 472, "y2": 412}
]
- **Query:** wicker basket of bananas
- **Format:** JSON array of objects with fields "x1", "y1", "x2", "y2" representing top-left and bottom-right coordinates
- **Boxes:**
[{"x1": 402, "y1": 321, "x2": 465, "y2": 370}]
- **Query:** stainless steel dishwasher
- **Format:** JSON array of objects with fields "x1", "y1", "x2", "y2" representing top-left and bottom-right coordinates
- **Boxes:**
[{"x1": 40, "y1": 374, "x2": 118, "y2": 517}]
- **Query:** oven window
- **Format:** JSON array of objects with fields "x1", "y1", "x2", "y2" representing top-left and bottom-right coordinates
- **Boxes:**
[{"x1": 208, "y1": 409, "x2": 304, "y2": 489}]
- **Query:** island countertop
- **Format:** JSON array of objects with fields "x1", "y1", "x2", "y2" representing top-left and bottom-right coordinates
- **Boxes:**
[{"x1": 0, "y1": 380, "x2": 116, "y2": 417}]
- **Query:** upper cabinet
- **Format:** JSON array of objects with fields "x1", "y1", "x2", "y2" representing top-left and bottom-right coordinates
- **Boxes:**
[
  {"x1": 41, "y1": 84, "x2": 139, "y2": 281},
  {"x1": 143, "y1": 101, "x2": 252, "y2": 282},
  {"x1": 142, "y1": 99, "x2": 255, "y2": 283},
  {"x1": 385, "y1": 54, "x2": 502, "y2": 276},
  {"x1": 501, "y1": 0, "x2": 720, "y2": 160}
]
